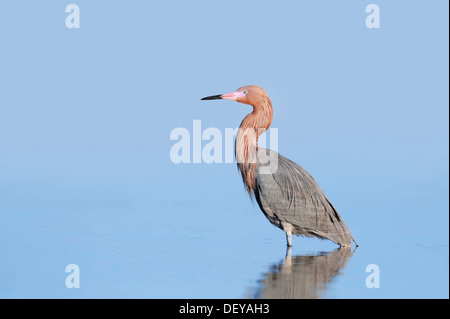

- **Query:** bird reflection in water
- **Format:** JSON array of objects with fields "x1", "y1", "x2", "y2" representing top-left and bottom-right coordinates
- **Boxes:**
[{"x1": 249, "y1": 247, "x2": 354, "y2": 299}]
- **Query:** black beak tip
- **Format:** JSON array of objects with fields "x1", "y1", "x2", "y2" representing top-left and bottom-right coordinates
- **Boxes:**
[{"x1": 201, "y1": 94, "x2": 222, "y2": 101}]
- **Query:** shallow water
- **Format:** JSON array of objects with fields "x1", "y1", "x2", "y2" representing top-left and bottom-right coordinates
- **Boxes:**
[{"x1": 0, "y1": 181, "x2": 447, "y2": 299}]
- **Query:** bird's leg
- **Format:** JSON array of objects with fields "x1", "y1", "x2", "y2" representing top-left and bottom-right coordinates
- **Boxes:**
[
  {"x1": 285, "y1": 245, "x2": 292, "y2": 259},
  {"x1": 282, "y1": 222, "x2": 293, "y2": 247},
  {"x1": 286, "y1": 232, "x2": 292, "y2": 247}
]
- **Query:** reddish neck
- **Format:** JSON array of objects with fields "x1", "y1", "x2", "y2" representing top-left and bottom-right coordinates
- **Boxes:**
[{"x1": 235, "y1": 99, "x2": 273, "y2": 197}]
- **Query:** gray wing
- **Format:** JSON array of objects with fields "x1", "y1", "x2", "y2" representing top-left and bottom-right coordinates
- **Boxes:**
[{"x1": 254, "y1": 148, "x2": 353, "y2": 246}]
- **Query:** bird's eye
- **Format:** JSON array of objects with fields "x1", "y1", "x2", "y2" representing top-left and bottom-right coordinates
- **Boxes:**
[{"x1": 243, "y1": 91, "x2": 248, "y2": 95}]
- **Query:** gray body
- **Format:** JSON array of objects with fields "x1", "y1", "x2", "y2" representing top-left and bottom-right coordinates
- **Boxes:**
[{"x1": 253, "y1": 148, "x2": 357, "y2": 247}]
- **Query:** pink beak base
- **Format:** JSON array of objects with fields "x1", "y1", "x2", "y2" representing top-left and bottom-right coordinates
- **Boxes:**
[{"x1": 220, "y1": 91, "x2": 245, "y2": 101}]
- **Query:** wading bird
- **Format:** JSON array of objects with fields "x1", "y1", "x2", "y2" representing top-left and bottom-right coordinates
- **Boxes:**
[{"x1": 202, "y1": 86, "x2": 357, "y2": 247}]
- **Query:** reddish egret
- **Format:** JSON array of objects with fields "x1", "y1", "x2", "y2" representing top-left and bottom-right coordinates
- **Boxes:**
[{"x1": 202, "y1": 85, "x2": 357, "y2": 247}]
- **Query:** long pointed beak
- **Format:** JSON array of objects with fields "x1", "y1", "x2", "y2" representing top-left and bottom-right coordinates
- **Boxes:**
[
  {"x1": 201, "y1": 91, "x2": 245, "y2": 101},
  {"x1": 201, "y1": 94, "x2": 222, "y2": 100}
]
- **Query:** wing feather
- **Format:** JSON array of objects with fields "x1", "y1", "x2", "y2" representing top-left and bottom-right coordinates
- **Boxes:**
[{"x1": 254, "y1": 149, "x2": 353, "y2": 246}]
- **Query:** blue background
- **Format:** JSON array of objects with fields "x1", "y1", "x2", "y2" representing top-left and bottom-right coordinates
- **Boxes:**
[{"x1": 0, "y1": 1, "x2": 448, "y2": 298}]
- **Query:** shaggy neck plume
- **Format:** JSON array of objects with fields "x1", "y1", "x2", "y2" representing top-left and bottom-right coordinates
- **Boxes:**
[{"x1": 235, "y1": 96, "x2": 273, "y2": 197}]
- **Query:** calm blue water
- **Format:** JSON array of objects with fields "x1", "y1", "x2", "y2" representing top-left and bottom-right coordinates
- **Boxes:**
[
  {"x1": 0, "y1": 176, "x2": 447, "y2": 298},
  {"x1": 0, "y1": 1, "x2": 448, "y2": 298}
]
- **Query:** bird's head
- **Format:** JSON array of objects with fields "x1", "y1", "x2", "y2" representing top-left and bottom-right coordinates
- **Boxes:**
[{"x1": 201, "y1": 85, "x2": 270, "y2": 107}]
